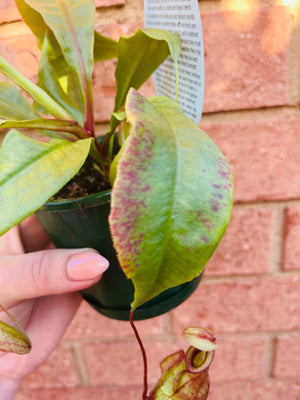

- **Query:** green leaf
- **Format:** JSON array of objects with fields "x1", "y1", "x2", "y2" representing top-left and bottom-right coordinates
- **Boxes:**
[
  {"x1": 94, "y1": 31, "x2": 118, "y2": 62},
  {"x1": 0, "y1": 130, "x2": 92, "y2": 235},
  {"x1": 109, "y1": 89, "x2": 233, "y2": 309},
  {"x1": 24, "y1": 0, "x2": 95, "y2": 128},
  {"x1": 144, "y1": 28, "x2": 181, "y2": 64},
  {"x1": 37, "y1": 30, "x2": 84, "y2": 125},
  {"x1": 114, "y1": 29, "x2": 180, "y2": 112},
  {"x1": 0, "y1": 82, "x2": 39, "y2": 120}
]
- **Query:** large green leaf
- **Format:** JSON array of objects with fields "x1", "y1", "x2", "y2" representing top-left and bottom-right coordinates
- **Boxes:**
[
  {"x1": 0, "y1": 82, "x2": 39, "y2": 120},
  {"x1": 24, "y1": 0, "x2": 95, "y2": 128},
  {"x1": 0, "y1": 130, "x2": 92, "y2": 235},
  {"x1": 109, "y1": 90, "x2": 233, "y2": 309},
  {"x1": 114, "y1": 29, "x2": 180, "y2": 112}
]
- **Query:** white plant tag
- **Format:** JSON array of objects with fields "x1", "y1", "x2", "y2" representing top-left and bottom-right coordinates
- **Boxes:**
[{"x1": 144, "y1": 0, "x2": 205, "y2": 124}]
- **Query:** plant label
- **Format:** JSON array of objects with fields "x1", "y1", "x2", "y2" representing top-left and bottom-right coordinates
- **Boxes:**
[{"x1": 144, "y1": 0, "x2": 205, "y2": 124}]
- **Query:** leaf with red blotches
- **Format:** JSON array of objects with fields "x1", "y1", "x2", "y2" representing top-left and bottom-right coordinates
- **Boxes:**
[{"x1": 109, "y1": 89, "x2": 233, "y2": 310}]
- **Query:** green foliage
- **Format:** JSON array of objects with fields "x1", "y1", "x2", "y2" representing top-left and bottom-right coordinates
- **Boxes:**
[
  {"x1": 0, "y1": 2, "x2": 231, "y2": 398},
  {"x1": 0, "y1": 0, "x2": 233, "y2": 315}
]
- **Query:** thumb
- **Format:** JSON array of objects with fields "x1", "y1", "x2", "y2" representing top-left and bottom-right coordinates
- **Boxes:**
[{"x1": 1, "y1": 249, "x2": 109, "y2": 303}]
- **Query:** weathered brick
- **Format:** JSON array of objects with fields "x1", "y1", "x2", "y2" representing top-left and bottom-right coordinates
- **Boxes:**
[
  {"x1": 21, "y1": 345, "x2": 79, "y2": 388},
  {"x1": 0, "y1": 0, "x2": 21, "y2": 24},
  {"x1": 202, "y1": 7, "x2": 289, "y2": 113},
  {"x1": 283, "y1": 206, "x2": 300, "y2": 270},
  {"x1": 205, "y1": 207, "x2": 273, "y2": 276},
  {"x1": 64, "y1": 301, "x2": 165, "y2": 340},
  {"x1": 210, "y1": 336, "x2": 267, "y2": 382},
  {"x1": 202, "y1": 116, "x2": 300, "y2": 202},
  {"x1": 16, "y1": 385, "x2": 142, "y2": 400},
  {"x1": 209, "y1": 379, "x2": 300, "y2": 400},
  {"x1": 273, "y1": 335, "x2": 300, "y2": 378},
  {"x1": 172, "y1": 275, "x2": 300, "y2": 334}
]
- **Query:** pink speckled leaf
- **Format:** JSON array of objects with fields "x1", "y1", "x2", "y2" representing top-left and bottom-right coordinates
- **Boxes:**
[{"x1": 109, "y1": 89, "x2": 233, "y2": 310}]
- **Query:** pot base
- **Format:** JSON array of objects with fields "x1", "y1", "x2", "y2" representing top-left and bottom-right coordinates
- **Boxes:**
[{"x1": 82, "y1": 274, "x2": 202, "y2": 321}]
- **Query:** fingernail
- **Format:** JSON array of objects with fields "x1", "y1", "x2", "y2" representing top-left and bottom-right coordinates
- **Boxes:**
[{"x1": 66, "y1": 251, "x2": 109, "y2": 281}]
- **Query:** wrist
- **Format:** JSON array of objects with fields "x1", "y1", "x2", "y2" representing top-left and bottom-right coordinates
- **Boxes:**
[{"x1": 0, "y1": 376, "x2": 22, "y2": 400}]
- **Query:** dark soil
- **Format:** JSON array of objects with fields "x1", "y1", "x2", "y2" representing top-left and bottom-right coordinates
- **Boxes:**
[{"x1": 52, "y1": 156, "x2": 111, "y2": 200}]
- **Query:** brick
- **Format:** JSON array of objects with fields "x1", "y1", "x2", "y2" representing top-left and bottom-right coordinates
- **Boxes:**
[
  {"x1": 64, "y1": 301, "x2": 165, "y2": 340},
  {"x1": 202, "y1": 116, "x2": 300, "y2": 202},
  {"x1": 83, "y1": 340, "x2": 182, "y2": 386},
  {"x1": 273, "y1": 335, "x2": 300, "y2": 378},
  {"x1": 0, "y1": 0, "x2": 21, "y2": 24},
  {"x1": 283, "y1": 206, "x2": 300, "y2": 270},
  {"x1": 95, "y1": 0, "x2": 125, "y2": 7},
  {"x1": 172, "y1": 275, "x2": 300, "y2": 334},
  {"x1": 210, "y1": 336, "x2": 267, "y2": 382},
  {"x1": 16, "y1": 386, "x2": 142, "y2": 400},
  {"x1": 209, "y1": 379, "x2": 300, "y2": 400},
  {"x1": 205, "y1": 207, "x2": 273, "y2": 276},
  {"x1": 202, "y1": 7, "x2": 289, "y2": 113},
  {"x1": 0, "y1": 33, "x2": 39, "y2": 82},
  {"x1": 21, "y1": 345, "x2": 79, "y2": 388}
]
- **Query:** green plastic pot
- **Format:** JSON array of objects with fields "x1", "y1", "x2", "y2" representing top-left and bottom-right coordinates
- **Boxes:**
[{"x1": 35, "y1": 189, "x2": 201, "y2": 321}]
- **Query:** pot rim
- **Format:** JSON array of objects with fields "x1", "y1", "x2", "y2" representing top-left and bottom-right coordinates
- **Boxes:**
[{"x1": 38, "y1": 189, "x2": 112, "y2": 212}]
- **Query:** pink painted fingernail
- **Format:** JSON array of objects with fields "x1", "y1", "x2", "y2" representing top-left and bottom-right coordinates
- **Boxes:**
[{"x1": 66, "y1": 251, "x2": 109, "y2": 281}]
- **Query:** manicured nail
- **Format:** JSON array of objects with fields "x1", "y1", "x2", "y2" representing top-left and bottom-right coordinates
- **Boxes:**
[{"x1": 66, "y1": 251, "x2": 109, "y2": 281}]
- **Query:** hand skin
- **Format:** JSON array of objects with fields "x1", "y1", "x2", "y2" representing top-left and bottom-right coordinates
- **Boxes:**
[{"x1": 0, "y1": 215, "x2": 109, "y2": 399}]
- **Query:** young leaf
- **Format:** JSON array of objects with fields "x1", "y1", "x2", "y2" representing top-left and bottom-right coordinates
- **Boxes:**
[
  {"x1": 94, "y1": 31, "x2": 118, "y2": 62},
  {"x1": 0, "y1": 130, "x2": 92, "y2": 235},
  {"x1": 23, "y1": 0, "x2": 95, "y2": 130},
  {"x1": 15, "y1": 0, "x2": 47, "y2": 47},
  {"x1": 109, "y1": 89, "x2": 233, "y2": 310},
  {"x1": 0, "y1": 82, "x2": 40, "y2": 121},
  {"x1": 114, "y1": 29, "x2": 180, "y2": 112}
]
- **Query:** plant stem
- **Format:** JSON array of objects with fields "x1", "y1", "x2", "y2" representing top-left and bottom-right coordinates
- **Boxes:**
[
  {"x1": 129, "y1": 310, "x2": 148, "y2": 400},
  {"x1": 0, "y1": 119, "x2": 88, "y2": 139}
]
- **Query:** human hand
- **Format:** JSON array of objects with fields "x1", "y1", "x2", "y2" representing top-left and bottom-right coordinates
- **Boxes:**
[{"x1": 0, "y1": 216, "x2": 109, "y2": 399}]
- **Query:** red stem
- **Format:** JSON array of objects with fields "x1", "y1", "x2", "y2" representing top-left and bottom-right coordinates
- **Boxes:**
[{"x1": 129, "y1": 310, "x2": 148, "y2": 400}]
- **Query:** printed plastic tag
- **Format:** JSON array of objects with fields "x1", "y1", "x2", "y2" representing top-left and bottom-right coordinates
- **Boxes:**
[{"x1": 144, "y1": 0, "x2": 205, "y2": 124}]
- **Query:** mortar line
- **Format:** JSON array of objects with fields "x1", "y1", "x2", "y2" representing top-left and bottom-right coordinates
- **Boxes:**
[
  {"x1": 71, "y1": 342, "x2": 91, "y2": 386},
  {"x1": 264, "y1": 334, "x2": 277, "y2": 378},
  {"x1": 269, "y1": 206, "x2": 286, "y2": 273}
]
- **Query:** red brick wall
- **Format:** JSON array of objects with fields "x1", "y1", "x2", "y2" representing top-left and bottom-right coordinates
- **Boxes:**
[{"x1": 1, "y1": 0, "x2": 299, "y2": 399}]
